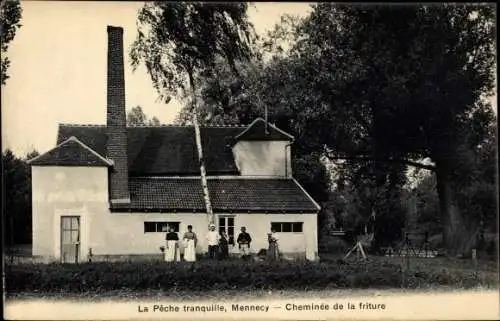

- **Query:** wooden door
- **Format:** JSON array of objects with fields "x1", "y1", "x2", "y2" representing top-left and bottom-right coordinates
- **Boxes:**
[{"x1": 60, "y1": 216, "x2": 80, "y2": 263}]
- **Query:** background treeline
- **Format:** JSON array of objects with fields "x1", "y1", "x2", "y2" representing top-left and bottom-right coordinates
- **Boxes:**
[{"x1": 3, "y1": 149, "x2": 39, "y2": 245}]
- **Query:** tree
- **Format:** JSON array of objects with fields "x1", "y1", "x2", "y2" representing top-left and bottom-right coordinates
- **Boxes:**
[
  {"x1": 289, "y1": 4, "x2": 496, "y2": 256},
  {"x1": 174, "y1": 51, "x2": 332, "y2": 239},
  {"x1": 127, "y1": 106, "x2": 161, "y2": 126},
  {"x1": 402, "y1": 124, "x2": 497, "y2": 254},
  {"x1": 177, "y1": 4, "x2": 497, "y2": 255},
  {"x1": 173, "y1": 25, "x2": 407, "y2": 245},
  {"x1": 3, "y1": 149, "x2": 38, "y2": 246},
  {"x1": 130, "y1": 3, "x2": 256, "y2": 224},
  {"x1": 329, "y1": 159, "x2": 408, "y2": 250},
  {"x1": 406, "y1": 123, "x2": 498, "y2": 240},
  {"x1": 1, "y1": 0, "x2": 22, "y2": 85},
  {"x1": 26, "y1": 150, "x2": 40, "y2": 161}
]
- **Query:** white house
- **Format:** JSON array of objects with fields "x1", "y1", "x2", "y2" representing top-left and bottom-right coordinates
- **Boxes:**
[{"x1": 28, "y1": 26, "x2": 320, "y2": 263}]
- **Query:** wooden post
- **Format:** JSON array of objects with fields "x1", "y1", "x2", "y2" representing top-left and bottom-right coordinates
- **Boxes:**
[
  {"x1": 344, "y1": 243, "x2": 357, "y2": 260},
  {"x1": 472, "y1": 249, "x2": 477, "y2": 281},
  {"x1": 402, "y1": 232, "x2": 411, "y2": 288},
  {"x1": 406, "y1": 234, "x2": 411, "y2": 271},
  {"x1": 360, "y1": 242, "x2": 367, "y2": 260},
  {"x1": 264, "y1": 100, "x2": 269, "y2": 134},
  {"x1": 401, "y1": 254, "x2": 406, "y2": 288}
]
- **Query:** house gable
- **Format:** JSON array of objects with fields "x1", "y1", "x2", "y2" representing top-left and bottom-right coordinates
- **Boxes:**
[
  {"x1": 230, "y1": 118, "x2": 294, "y2": 177},
  {"x1": 234, "y1": 118, "x2": 294, "y2": 142},
  {"x1": 28, "y1": 136, "x2": 113, "y2": 167}
]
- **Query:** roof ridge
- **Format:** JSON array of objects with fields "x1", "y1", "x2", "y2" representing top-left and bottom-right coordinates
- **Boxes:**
[
  {"x1": 129, "y1": 124, "x2": 188, "y2": 128},
  {"x1": 66, "y1": 136, "x2": 114, "y2": 166},
  {"x1": 59, "y1": 123, "x2": 248, "y2": 128},
  {"x1": 59, "y1": 123, "x2": 106, "y2": 128},
  {"x1": 202, "y1": 124, "x2": 247, "y2": 128},
  {"x1": 234, "y1": 118, "x2": 294, "y2": 141},
  {"x1": 292, "y1": 178, "x2": 321, "y2": 211},
  {"x1": 130, "y1": 176, "x2": 292, "y2": 180}
]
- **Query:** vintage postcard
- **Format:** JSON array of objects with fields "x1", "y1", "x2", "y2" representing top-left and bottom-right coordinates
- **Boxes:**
[{"x1": 2, "y1": 1, "x2": 499, "y2": 320}]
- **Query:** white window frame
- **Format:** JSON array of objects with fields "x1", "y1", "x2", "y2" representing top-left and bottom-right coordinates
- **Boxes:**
[
  {"x1": 144, "y1": 221, "x2": 180, "y2": 233},
  {"x1": 218, "y1": 215, "x2": 236, "y2": 245},
  {"x1": 271, "y1": 222, "x2": 304, "y2": 233}
]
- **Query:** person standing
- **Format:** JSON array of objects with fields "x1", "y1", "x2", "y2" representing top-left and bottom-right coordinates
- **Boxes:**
[
  {"x1": 206, "y1": 223, "x2": 220, "y2": 259},
  {"x1": 219, "y1": 231, "x2": 229, "y2": 260},
  {"x1": 165, "y1": 226, "x2": 180, "y2": 262},
  {"x1": 183, "y1": 225, "x2": 197, "y2": 262},
  {"x1": 267, "y1": 228, "x2": 279, "y2": 261},
  {"x1": 237, "y1": 227, "x2": 252, "y2": 260}
]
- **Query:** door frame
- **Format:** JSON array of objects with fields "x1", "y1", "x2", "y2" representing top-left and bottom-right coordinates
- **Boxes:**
[
  {"x1": 60, "y1": 215, "x2": 81, "y2": 263},
  {"x1": 54, "y1": 208, "x2": 88, "y2": 262}
]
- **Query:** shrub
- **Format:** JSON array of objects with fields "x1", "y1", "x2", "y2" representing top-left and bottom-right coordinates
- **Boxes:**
[{"x1": 4, "y1": 258, "x2": 497, "y2": 295}]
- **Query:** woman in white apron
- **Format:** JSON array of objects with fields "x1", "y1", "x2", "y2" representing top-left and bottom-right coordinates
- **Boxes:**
[
  {"x1": 182, "y1": 225, "x2": 197, "y2": 262},
  {"x1": 165, "y1": 226, "x2": 180, "y2": 262}
]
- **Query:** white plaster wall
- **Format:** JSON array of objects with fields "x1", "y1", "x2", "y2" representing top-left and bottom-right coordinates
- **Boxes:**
[
  {"x1": 90, "y1": 213, "x2": 318, "y2": 258},
  {"x1": 89, "y1": 213, "x2": 209, "y2": 255},
  {"x1": 232, "y1": 141, "x2": 292, "y2": 177},
  {"x1": 222, "y1": 213, "x2": 318, "y2": 260},
  {"x1": 32, "y1": 166, "x2": 213, "y2": 257},
  {"x1": 32, "y1": 166, "x2": 109, "y2": 261},
  {"x1": 32, "y1": 165, "x2": 318, "y2": 260}
]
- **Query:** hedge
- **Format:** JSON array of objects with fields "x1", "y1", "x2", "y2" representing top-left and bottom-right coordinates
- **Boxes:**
[{"x1": 5, "y1": 259, "x2": 497, "y2": 295}]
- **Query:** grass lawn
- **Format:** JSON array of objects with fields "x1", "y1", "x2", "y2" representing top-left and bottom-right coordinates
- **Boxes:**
[
  {"x1": 7, "y1": 287, "x2": 497, "y2": 302},
  {"x1": 5, "y1": 254, "x2": 498, "y2": 300}
]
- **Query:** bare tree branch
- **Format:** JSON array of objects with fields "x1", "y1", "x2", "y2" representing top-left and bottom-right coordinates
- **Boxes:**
[{"x1": 326, "y1": 154, "x2": 436, "y2": 171}]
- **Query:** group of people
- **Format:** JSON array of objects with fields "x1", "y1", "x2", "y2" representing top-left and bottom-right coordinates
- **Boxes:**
[{"x1": 163, "y1": 224, "x2": 280, "y2": 262}]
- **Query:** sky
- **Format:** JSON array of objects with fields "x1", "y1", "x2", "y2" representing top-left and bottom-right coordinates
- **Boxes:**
[{"x1": 2, "y1": 1, "x2": 312, "y2": 157}]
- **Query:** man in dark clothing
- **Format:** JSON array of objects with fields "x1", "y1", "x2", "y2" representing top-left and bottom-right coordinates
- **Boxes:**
[{"x1": 237, "y1": 227, "x2": 252, "y2": 259}]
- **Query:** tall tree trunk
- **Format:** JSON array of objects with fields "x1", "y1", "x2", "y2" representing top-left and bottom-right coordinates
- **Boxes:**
[
  {"x1": 435, "y1": 162, "x2": 478, "y2": 257},
  {"x1": 188, "y1": 72, "x2": 214, "y2": 225}
]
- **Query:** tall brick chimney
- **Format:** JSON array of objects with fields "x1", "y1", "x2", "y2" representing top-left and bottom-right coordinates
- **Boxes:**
[{"x1": 106, "y1": 26, "x2": 130, "y2": 205}]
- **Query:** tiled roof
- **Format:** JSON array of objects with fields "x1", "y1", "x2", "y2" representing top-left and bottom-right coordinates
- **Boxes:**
[
  {"x1": 56, "y1": 125, "x2": 245, "y2": 175},
  {"x1": 55, "y1": 120, "x2": 294, "y2": 174},
  {"x1": 122, "y1": 177, "x2": 319, "y2": 213},
  {"x1": 235, "y1": 118, "x2": 294, "y2": 141},
  {"x1": 28, "y1": 136, "x2": 112, "y2": 167}
]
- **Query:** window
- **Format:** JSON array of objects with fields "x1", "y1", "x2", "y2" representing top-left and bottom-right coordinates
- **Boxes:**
[
  {"x1": 219, "y1": 216, "x2": 235, "y2": 245},
  {"x1": 271, "y1": 222, "x2": 303, "y2": 233},
  {"x1": 144, "y1": 221, "x2": 180, "y2": 233}
]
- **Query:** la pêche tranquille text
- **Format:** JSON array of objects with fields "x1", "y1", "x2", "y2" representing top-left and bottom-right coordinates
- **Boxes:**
[{"x1": 138, "y1": 302, "x2": 386, "y2": 313}]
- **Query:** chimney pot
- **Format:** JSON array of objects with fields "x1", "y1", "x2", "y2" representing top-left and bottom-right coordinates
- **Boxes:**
[{"x1": 107, "y1": 25, "x2": 124, "y2": 33}]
